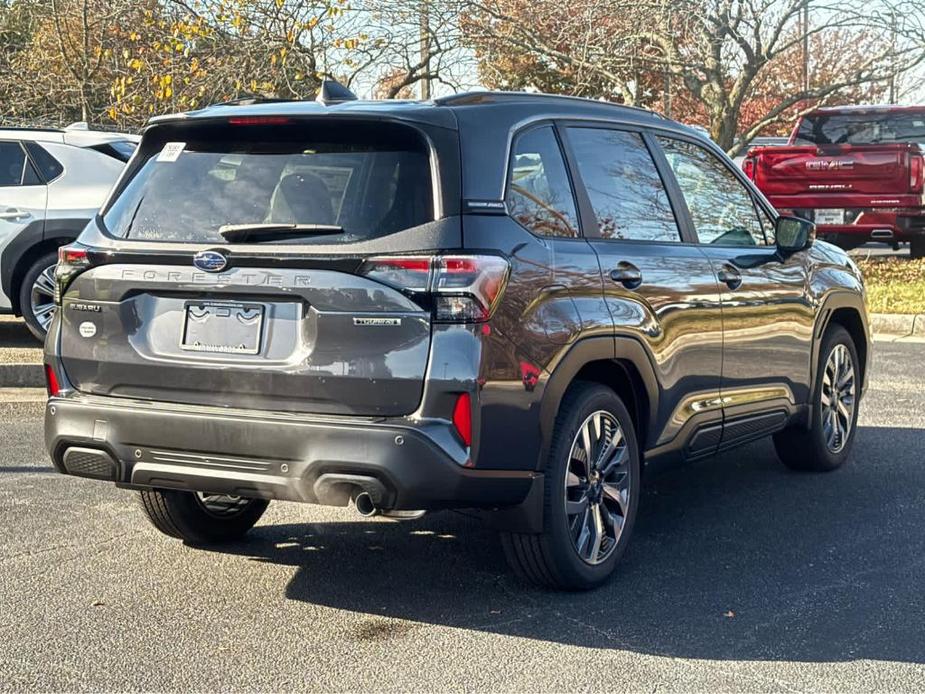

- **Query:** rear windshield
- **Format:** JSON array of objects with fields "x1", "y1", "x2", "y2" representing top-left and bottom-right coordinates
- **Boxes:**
[
  {"x1": 794, "y1": 112, "x2": 925, "y2": 146},
  {"x1": 102, "y1": 120, "x2": 433, "y2": 243}
]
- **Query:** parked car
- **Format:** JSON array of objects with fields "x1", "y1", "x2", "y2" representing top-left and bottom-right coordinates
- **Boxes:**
[
  {"x1": 0, "y1": 123, "x2": 139, "y2": 339},
  {"x1": 742, "y1": 105, "x2": 925, "y2": 256},
  {"x1": 43, "y1": 88, "x2": 869, "y2": 589}
]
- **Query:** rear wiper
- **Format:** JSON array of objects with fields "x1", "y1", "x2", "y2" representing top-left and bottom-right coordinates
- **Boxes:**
[{"x1": 218, "y1": 223, "x2": 344, "y2": 243}]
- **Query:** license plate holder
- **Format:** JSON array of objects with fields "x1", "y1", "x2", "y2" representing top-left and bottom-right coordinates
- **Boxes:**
[
  {"x1": 181, "y1": 301, "x2": 265, "y2": 355},
  {"x1": 814, "y1": 209, "x2": 845, "y2": 226}
]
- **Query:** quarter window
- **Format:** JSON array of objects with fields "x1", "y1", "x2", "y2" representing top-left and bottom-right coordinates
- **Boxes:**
[
  {"x1": 0, "y1": 142, "x2": 28, "y2": 187},
  {"x1": 566, "y1": 127, "x2": 681, "y2": 242},
  {"x1": 506, "y1": 126, "x2": 580, "y2": 238},
  {"x1": 658, "y1": 137, "x2": 769, "y2": 246}
]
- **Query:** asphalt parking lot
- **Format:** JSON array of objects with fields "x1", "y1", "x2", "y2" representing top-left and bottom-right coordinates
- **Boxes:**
[{"x1": 1, "y1": 340, "x2": 924, "y2": 692}]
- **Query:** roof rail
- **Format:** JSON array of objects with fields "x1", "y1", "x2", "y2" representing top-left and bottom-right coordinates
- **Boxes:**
[
  {"x1": 0, "y1": 125, "x2": 64, "y2": 133},
  {"x1": 434, "y1": 90, "x2": 666, "y2": 118}
]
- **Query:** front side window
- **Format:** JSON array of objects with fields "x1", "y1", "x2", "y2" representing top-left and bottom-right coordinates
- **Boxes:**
[
  {"x1": 658, "y1": 137, "x2": 768, "y2": 246},
  {"x1": 0, "y1": 142, "x2": 27, "y2": 187},
  {"x1": 566, "y1": 128, "x2": 681, "y2": 242},
  {"x1": 506, "y1": 126, "x2": 579, "y2": 238},
  {"x1": 102, "y1": 121, "x2": 433, "y2": 244}
]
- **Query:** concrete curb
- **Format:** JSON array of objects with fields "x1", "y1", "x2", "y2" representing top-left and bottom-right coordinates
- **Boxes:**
[
  {"x1": 869, "y1": 312, "x2": 925, "y2": 343},
  {"x1": 0, "y1": 363, "x2": 44, "y2": 388}
]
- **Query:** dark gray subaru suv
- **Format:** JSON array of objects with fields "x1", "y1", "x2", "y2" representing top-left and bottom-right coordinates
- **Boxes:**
[{"x1": 44, "y1": 88, "x2": 869, "y2": 589}]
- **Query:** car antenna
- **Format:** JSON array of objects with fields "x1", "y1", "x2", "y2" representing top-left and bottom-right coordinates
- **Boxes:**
[{"x1": 315, "y1": 78, "x2": 358, "y2": 106}]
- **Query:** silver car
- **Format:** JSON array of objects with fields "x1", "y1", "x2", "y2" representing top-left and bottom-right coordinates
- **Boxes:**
[{"x1": 0, "y1": 123, "x2": 138, "y2": 339}]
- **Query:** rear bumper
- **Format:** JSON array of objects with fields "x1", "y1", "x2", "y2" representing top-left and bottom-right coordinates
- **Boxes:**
[
  {"x1": 44, "y1": 393, "x2": 537, "y2": 511},
  {"x1": 774, "y1": 205, "x2": 925, "y2": 239}
]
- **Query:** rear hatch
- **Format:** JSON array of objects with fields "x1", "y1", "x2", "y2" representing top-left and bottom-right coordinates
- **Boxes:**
[{"x1": 56, "y1": 114, "x2": 461, "y2": 416}]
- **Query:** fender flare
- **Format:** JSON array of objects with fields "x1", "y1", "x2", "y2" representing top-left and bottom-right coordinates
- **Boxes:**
[
  {"x1": 488, "y1": 335, "x2": 660, "y2": 534},
  {"x1": 538, "y1": 335, "x2": 660, "y2": 466},
  {"x1": 810, "y1": 291, "x2": 870, "y2": 402}
]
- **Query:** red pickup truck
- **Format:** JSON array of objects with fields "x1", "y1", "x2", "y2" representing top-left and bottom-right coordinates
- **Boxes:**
[{"x1": 743, "y1": 105, "x2": 925, "y2": 257}]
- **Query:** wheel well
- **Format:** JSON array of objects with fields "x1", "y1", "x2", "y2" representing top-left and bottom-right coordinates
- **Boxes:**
[
  {"x1": 570, "y1": 359, "x2": 649, "y2": 448},
  {"x1": 827, "y1": 307, "x2": 868, "y2": 384},
  {"x1": 9, "y1": 238, "x2": 71, "y2": 315}
]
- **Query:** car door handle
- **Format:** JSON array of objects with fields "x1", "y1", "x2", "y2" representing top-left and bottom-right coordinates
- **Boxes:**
[
  {"x1": 718, "y1": 264, "x2": 742, "y2": 290},
  {"x1": 610, "y1": 262, "x2": 643, "y2": 289},
  {"x1": 0, "y1": 208, "x2": 30, "y2": 221}
]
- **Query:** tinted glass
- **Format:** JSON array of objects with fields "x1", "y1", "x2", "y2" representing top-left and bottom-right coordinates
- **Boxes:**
[
  {"x1": 506, "y1": 126, "x2": 579, "y2": 237},
  {"x1": 567, "y1": 128, "x2": 680, "y2": 242},
  {"x1": 794, "y1": 111, "x2": 925, "y2": 145},
  {"x1": 24, "y1": 142, "x2": 64, "y2": 181},
  {"x1": 658, "y1": 137, "x2": 767, "y2": 246},
  {"x1": 0, "y1": 142, "x2": 26, "y2": 186},
  {"x1": 103, "y1": 122, "x2": 433, "y2": 243}
]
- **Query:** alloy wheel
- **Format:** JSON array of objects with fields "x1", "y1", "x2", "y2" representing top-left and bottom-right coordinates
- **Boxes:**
[
  {"x1": 30, "y1": 264, "x2": 57, "y2": 332},
  {"x1": 564, "y1": 410, "x2": 631, "y2": 565},
  {"x1": 820, "y1": 343, "x2": 856, "y2": 453}
]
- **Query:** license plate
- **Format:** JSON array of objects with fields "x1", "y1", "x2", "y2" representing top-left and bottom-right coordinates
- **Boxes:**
[
  {"x1": 814, "y1": 209, "x2": 845, "y2": 225},
  {"x1": 181, "y1": 301, "x2": 264, "y2": 354}
]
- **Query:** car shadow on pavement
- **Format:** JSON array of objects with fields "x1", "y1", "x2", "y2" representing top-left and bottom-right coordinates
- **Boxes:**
[
  {"x1": 218, "y1": 425, "x2": 925, "y2": 663},
  {"x1": 0, "y1": 316, "x2": 37, "y2": 348}
]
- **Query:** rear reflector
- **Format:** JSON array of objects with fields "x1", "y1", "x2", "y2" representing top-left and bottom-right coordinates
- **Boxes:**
[
  {"x1": 452, "y1": 393, "x2": 472, "y2": 447},
  {"x1": 44, "y1": 364, "x2": 60, "y2": 397}
]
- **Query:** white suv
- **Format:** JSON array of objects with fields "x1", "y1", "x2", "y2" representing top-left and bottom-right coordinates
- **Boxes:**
[{"x1": 0, "y1": 123, "x2": 139, "y2": 339}]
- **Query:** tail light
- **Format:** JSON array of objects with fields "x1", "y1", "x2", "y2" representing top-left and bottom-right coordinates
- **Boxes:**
[
  {"x1": 227, "y1": 116, "x2": 292, "y2": 126},
  {"x1": 452, "y1": 392, "x2": 472, "y2": 447},
  {"x1": 742, "y1": 155, "x2": 756, "y2": 180},
  {"x1": 910, "y1": 152, "x2": 923, "y2": 193},
  {"x1": 54, "y1": 243, "x2": 91, "y2": 305},
  {"x1": 360, "y1": 254, "x2": 510, "y2": 322},
  {"x1": 44, "y1": 363, "x2": 60, "y2": 397}
]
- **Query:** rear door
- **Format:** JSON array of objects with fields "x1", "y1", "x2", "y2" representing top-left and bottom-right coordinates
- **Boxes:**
[
  {"x1": 58, "y1": 117, "x2": 457, "y2": 416},
  {"x1": 0, "y1": 141, "x2": 47, "y2": 311},
  {"x1": 560, "y1": 124, "x2": 725, "y2": 458},
  {"x1": 655, "y1": 135, "x2": 815, "y2": 442}
]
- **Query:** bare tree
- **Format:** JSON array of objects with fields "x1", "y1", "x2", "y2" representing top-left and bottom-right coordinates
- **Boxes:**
[{"x1": 464, "y1": 0, "x2": 925, "y2": 154}]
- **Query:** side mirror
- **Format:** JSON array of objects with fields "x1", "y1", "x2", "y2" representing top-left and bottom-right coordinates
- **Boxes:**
[{"x1": 776, "y1": 215, "x2": 815, "y2": 253}]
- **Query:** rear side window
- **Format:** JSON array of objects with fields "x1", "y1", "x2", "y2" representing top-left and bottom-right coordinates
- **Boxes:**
[
  {"x1": 0, "y1": 142, "x2": 27, "y2": 186},
  {"x1": 566, "y1": 128, "x2": 681, "y2": 242},
  {"x1": 24, "y1": 142, "x2": 64, "y2": 181},
  {"x1": 103, "y1": 121, "x2": 434, "y2": 243},
  {"x1": 506, "y1": 126, "x2": 579, "y2": 238},
  {"x1": 658, "y1": 137, "x2": 768, "y2": 246}
]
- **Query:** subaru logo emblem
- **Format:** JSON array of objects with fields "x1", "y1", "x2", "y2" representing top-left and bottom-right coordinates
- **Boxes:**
[{"x1": 193, "y1": 250, "x2": 227, "y2": 273}]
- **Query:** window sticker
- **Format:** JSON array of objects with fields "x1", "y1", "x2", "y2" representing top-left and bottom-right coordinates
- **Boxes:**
[{"x1": 156, "y1": 142, "x2": 186, "y2": 163}]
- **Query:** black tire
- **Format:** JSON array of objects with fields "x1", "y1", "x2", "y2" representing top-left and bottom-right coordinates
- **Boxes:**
[
  {"x1": 501, "y1": 382, "x2": 641, "y2": 590},
  {"x1": 911, "y1": 236, "x2": 925, "y2": 259},
  {"x1": 137, "y1": 489, "x2": 269, "y2": 544},
  {"x1": 773, "y1": 325, "x2": 860, "y2": 472},
  {"x1": 19, "y1": 251, "x2": 59, "y2": 341}
]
